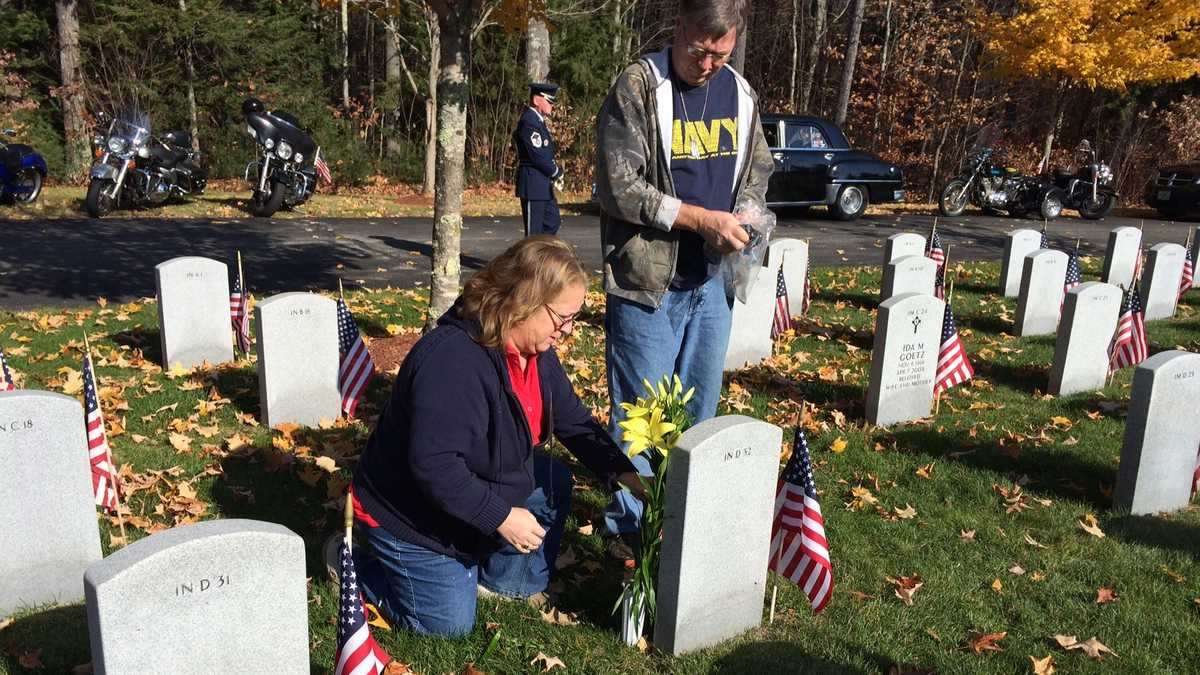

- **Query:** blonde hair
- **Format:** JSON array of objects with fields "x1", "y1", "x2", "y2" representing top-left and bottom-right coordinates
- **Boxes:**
[{"x1": 459, "y1": 235, "x2": 587, "y2": 348}]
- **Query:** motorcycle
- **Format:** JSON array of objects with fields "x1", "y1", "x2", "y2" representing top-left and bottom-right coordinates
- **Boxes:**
[
  {"x1": 939, "y1": 146, "x2": 1063, "y2": 220},
  {"x1": 1047, "y1": 139, "x2": 1117, "y2": 220},
  {"x1": 242, "y1": 98, "x2": 320, "y2": 217},
  {"x1": 86, "y1": 110, "x2": 207, "y2": 218},
  {"x1": 0, "y1": 128, "x2": 47, "y2": 204}
]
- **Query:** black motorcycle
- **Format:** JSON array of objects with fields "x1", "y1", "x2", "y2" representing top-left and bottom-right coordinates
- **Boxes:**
[
  {"x1": 86, "y1": 110, "x2": 206, "y2": 218},
  {"x1": 1047, "y1": 139, "x2": 1117, "y2": 220},
  {"x1": 939, "y1": 146, "x2": 1063, "y2": 220},
  {"x1": 242, "y1": 99, "x2": 320, "y2": 217}
]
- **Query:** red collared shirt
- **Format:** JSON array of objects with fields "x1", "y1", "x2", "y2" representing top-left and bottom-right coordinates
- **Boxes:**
[{"x1": 504, "y1": 343, "x2": 543, "y2": 446}]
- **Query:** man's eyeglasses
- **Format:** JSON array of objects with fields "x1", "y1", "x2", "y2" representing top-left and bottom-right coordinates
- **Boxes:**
[
  {"x1": 684, "y1": 43, "x2": 732, "y2": 65},
  {"x1": 544, "y1": 304, "x2": 578, "y2": 332}
]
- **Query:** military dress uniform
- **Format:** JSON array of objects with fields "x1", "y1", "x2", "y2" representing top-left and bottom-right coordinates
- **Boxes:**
[{"x1": 513, "y1": 83, "x2": 563, "y2": 236}]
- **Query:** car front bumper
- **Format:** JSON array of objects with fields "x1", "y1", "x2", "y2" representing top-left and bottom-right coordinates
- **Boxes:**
[{"x1": 1146, "y1": 185, "x2": 1200, "y2": 213}]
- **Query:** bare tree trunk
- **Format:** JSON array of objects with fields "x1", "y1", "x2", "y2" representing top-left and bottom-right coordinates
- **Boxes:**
[
  {"x1": 384, "y1": 5, "x2": 403, "y2": 157},
  {"x1": 871, "y1": 0, "x2": 892, "y2": 137},
  {"x1": 611, "y1": 0, "x2": 623, "y2": 73},
  {"x1": 341, "y1": 0, "x2": 350, "y2": 109},
  {"x1": 789, "y1": 0, "x2": 799, "y2": 112},
  {"x1": 526, "y1": 15, "x2": 550, "y2": 82},
  {"x1": 927, "y1": 33, "x2": 972, "y2": 201},
  {"x1": 423, "y1": 4, "x2": 440, "y2": 197},
  {"x1": 833, "y1": 0, "x2": 865, "y2": 127},
  {"x1": 800, "y1": 0, "x2": 826, "y2": 112},
  {"x1": 55, "y1": 0, "x2": 90, "y2": 181},
  {"x1": 179, "y1": 0, "x2": 199, "y2": 151},
  {"x1": 730, "y1": 15, "x2": 747, "y2": 73},
  {"x1": 1037, "y1": 80, "x2": 1068, "y2": 173}
]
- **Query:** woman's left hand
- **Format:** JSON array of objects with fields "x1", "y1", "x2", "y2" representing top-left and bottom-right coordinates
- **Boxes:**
[{"x1": 617, "y1": 472, "x2": 650, "y2": 501}]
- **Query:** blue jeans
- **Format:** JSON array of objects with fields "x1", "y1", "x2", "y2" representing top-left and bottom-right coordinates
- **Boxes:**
[
  {"x1": 602, "y1": 273, "x2": 732, "y2": 535},
  {"x1": 353, "y1": 453, "x2": 572, "y2": 636}
]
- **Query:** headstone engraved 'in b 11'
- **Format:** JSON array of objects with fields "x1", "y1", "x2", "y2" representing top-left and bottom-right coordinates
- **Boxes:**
[
  {"x1": 724, "y1": 266, "x2": 776, "y2": 372},
  {"x1": 764, "y1": 238, "x2": 810, "y2": 315},
  {"x1": 155, "y1": 256, "x2": 235, "y2": 369},
  {"x1": 1101, "y1": 226, "x2": 1142, "y2": 290},
  {"x1": 1000, "y1": 229, "x2": 1043, "y2": 297},
  {"x1": 255, "y1": 292, "x2": 341, "y2": 427},
  {"x1": 1140, "y1": 243, "x2": 1186, "y2": 321},
  {"x1": 884, "y1": 232, "x2": 926, "y2": 265},
  {"x1": 1015, "y1": 249, "x2": 1068, "y2": 336},
  {"x1": 866, "y1": 293, "x2": 945, "y2": 426},
  {"x1": 880, "y1": 254, "x2": 937, "y2": 302}
]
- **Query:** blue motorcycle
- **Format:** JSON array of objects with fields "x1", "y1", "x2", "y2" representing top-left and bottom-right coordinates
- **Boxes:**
[{"x1": 0, "y1": 128, "x2": 47, "y2": 204}]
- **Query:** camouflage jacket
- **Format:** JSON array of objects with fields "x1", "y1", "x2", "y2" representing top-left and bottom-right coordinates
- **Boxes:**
[{"x1": 595, "y1": 46, "x2": 774, "y2": 309}]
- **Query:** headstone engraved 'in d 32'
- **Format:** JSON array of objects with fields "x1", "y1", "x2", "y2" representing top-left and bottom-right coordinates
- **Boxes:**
[
  {"x1": 84, "y1": 519, "x2": 309, "y2": 674},
  {"x1": 1000, "y1": 229, "x2": 1043, "y2": 297},
  {"x1": 0, "y1": 391, "x2": 103, "y2": 618},
  {"x1": 1113, "y1": 351, "x2": 1200, "y2": 515},
  {"x1": 866, "y1": 293, "x2": 945, "y2": 426},
  {"x1": 1049, "y1": 282, "x2": 1122, "y2": 396},
  {"x1": 654, "y1": 415, "x2": 782, "y2": 656},
  {"x1": 884, "y1": 232, "x2": 926, "y2": 265},
  {"x1": 1101, "y1": 226, "x2": 1142, "y2": 290},
  {"x1": 880, "y1": 255, "x2": 937, "y2": 302},
  {"x1": 1139, "y1": 243, "x2": 1186, "y2": 321},
  {"x1": 764, "y1": 238, "x2": 809, "y2": 314},
  {"x1": 255, "y1": 292, "x2": 341, "y2": 427},
  {"x1": 155, "y1": 256, "x2": 235, "y2": 370},
  {"x1": 1015, "y1": 249, "x2": 1068, "y2": 337},
  {"x1": 724, "y1": 266, "x2": 777, "y2": 371}
]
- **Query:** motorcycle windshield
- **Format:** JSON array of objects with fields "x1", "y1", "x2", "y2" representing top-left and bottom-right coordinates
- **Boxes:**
[
  {"x1": 111, "y1": 110, "x2": 151, "y2": 148},
  {"x1": 245, "y1": 111, "x2": 315, "y2": 157}
]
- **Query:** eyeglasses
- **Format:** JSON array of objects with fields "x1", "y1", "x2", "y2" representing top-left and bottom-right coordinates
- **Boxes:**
[
  {"x1": 543, "y1": 304, "x2": 578, "y2": 332},
  {"x1": 684, "y1": 42, "x2": 732, "y2": 65}
]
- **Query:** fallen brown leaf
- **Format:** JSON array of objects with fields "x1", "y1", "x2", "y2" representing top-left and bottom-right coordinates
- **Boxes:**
[
  {"x1": 990, "y1": 578, "x2": 1003, "y2": 594},
  {"x1": 887, "y1": 575, "x2": 924, "y2": 606},
  {"x1": 1053, "y1": 634, "x2": 1117, "y2": 659},
  {"x1": 1009, "y1": 564, "x2": 1026, "y2": 576},
  {"x1": 1023, "y1": 533, "x2": 1048, "y2": 549},
  {"x1": 382, "y1": 661, "x2": 417, "y2": 674},
  {"x1": 1162, "y1": 566, "x2": 1186, "y2": 583},
  {"x1": 894, "y1": 504, "x2": 917, "y2": 520},
  {"x1": 1095, "y1": 587, "x2": 1118, "y2": 604},
  {"x1": 914, "y1": 463, "x2": 935, "y2": 479},
  {"x1": 1030, "y1": 654, "x2": 1055, "y2": 675},
  {"x1": 960, "y1": 529, "x2": 976, "y2": 542},
  {"x1": 1077, "y1": 514, "x2": 1105, "y2": 538},
  {"x1": 19, "y1": 649, "x2": 43, "y2": 669},
  {"x1": 530, "y1": 652, "x2": 566, "y2": 672},
  {"x1": 967, "y1": 630, "x2": 1006, "y2": 654},
  {"x1": 539, "y1": 607, "x2": 578, "y2": 626},
  {"x1": 848, "y1": 590, "x2": 876, "y2": 601}
]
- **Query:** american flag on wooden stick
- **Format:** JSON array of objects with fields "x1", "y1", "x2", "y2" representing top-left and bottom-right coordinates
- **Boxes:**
[
  {"x1": 1108, "y1": 285, "x2": 1148, "y2": 374},
  {"x1": 801, "y1": 259, "x2": 812, "y2": 316},
  {"x1": 315, "y1": 148, "x2": 333, "y2": 185},
  {"x1": 771, "y1": 265, "x2": 792, "y2": 340},
  {"x1": 230, "y1": 264, "x2": 252, "y2": 354},
  {"x1": 83, "y1": 352, "x2": 120, "y2": 513},
  {"x1": 1064, "y1": 250, "x2": 1083, "y2": 294},
  {"x1": 1, "y1": 347, "x2": 14, "y2": 391},
  {"x1": 337, "y1": 298, "x2": 376, "y2": 418},
  {"x1": 333, "y1": 538, "x2": 390, "y2": 675},
  {"x1": 1192, "y1": 446, "x2": 1199, "y2": 500},
  {"x1": 1179, "y1": 246, "x2": 1194, "y2": 301},
  {"x1": 934, "y1": 299, "x2": 974, "y2": 394},
  {"x1": 1040, "y1": 226, "x2": 1050, "y2": 250},
  {"x1": 927, "y1": 229, "x2": 945, "y2": 269},
  {"x1": 769, "y1": 428, "x2": 833, "y2": 614}
]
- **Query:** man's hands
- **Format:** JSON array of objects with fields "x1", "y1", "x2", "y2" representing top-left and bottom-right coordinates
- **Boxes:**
[
  {"x1": 617, "y1": 471, "x2": 649, "y2": 501},
  {"x1": 675, "y1": 203, "x2": 749, "y2": 254},
  {"x1": 496, "y1": 507, "x2": 545, "y2": 554}
]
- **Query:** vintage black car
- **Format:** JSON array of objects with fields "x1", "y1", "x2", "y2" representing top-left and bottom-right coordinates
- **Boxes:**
[
  {"x1": 1146, "y1": 161, "x2": 1200, "y2": 219},
  {"x1": 762, "y1": 114, "x2": 904, "y2": 220}
]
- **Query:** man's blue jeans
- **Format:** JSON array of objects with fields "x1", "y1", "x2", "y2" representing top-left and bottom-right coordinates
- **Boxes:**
[
  {"x1": 352, "y1": 453, "x2": 572, "y2": 636},
  {"x1": 602, "y1": 273, "x2": 732, "y2": 535}
]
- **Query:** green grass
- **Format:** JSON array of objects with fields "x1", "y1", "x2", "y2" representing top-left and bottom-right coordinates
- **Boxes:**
[{"x1": 1, "y1": 259, "x2": 1198, "y2": 674}]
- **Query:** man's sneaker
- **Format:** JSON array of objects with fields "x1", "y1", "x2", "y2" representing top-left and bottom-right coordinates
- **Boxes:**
[{"x1": 477, "y1": 584, "x2": 549, "y2": 609}]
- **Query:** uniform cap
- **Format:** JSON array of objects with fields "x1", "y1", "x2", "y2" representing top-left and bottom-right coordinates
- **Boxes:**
[{"x1": 530, "y1": 82, "x2": 559, "y2": 103}]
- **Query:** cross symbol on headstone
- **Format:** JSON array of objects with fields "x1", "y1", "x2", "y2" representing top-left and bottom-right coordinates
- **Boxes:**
[{"x1": 912, "y1": 316, "x2": 922, "y2": 334}]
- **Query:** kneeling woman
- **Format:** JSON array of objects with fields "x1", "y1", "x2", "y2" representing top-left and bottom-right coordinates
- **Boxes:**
[{"x1": 351, "y1": 236, "x2": 642, "y2": 636}]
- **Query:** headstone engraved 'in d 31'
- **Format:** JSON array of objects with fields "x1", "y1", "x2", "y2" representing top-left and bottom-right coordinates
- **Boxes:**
[
  {"x1": 884, "y1": 232, "x2": 926, "y2": 265},
  {"x1": 880, "y1": 255, "x2": 937, "y2": 302},
  {"x1": 0, "y1": 391, "x2": 103, "y2": 618},
  {"x1": 1048, "y1": 282, "x2": 1122, "y2": 396},
  {"x1": 724, "y1": 266, "x2": 776, "y2": 371},
  {"x1": 255, "y1": 292, "x2": 341, "y2": 427},
  {"x1": 1113, "y1": 351, "x2": 1200, "y2": 515},
  {"x1": 155, "y1": 256, "x2": 235, "y2": 370},
  {"x1": 1101, "y1": 226, "x2": 1142, "y2": 290},
  {"x1": 1139, "y1": 243, "x2": 1186, "y2": 321},
  {"x1": 1015, "y1": 249, "x2": 1068, "y2": 337},
  {"x1": 654, "y1": 415, "x2": 782, "y2": 655},
  {"x1": 764, "y1": 238, "x2": 809, "y2": 314},
  {"x1": 84, "y1": 519, "x2": 309, "y2": 674},
  {"x1": 866, "y1": 293, "x2": 945, "y2": 426},
  {"x1": 1000, "y1": 229, "x2": 1043, "y2": 297}
]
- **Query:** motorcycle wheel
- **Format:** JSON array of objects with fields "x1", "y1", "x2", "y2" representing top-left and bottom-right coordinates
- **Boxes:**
[
  {"x1": 13, "y1": 169, "x2": 43, "y2": 204},
  {"x1": 938, "y1": 179, "x2": 969, "y2": 217},
  {"x1": 1039, "y1": 191, "x2": 1064, "y2": 221},
  {"x1": 86, "y1": 178, "x2": 115, "y2": 218},
  {"x1": 251, "y1": 182, "x2": 286, "y2": 217},
  {"x1": 1078, "y1": 193, "x2": 1116, "y2": 220}
]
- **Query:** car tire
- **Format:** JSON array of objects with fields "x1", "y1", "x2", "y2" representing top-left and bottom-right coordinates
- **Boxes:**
[{"x1": 831, "y1": 185, "x2": 867, "y2": 221}]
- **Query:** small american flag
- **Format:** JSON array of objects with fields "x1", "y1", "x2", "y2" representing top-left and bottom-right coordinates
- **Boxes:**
[
  {"x1": 801, "y1": 262, "x2": 812, "y2": 316},
  {"x1": 1040, "y1": 227, "x2": 1050, "y2": 250},
  {"x1": 771, "y1": 265, "x2": 792, "y2": 340},
  {"x1": 315, "y1": 148, "x2": 333, "y2": 185},
  {"x1": 230, "y1": 266, "x2": 252, "y2": 353},
  {"x1": 334, "y1": 539, "x2": 389, "y2": 675},
  {"x1": 1108, "y1": 285, "x2": 1148, "y2": 374},
  {"x1": 1, "y1": 347, "x2": 14, "y2": 391},
  {"x1": 83, "y1": 353, "x2": 120, "y2": 513},
  {"x1": 1179, "y1": 246, "x2": 1194, "y2": 301},
  {"x1": 1192, "y1": 446, "x2": 1199, "y2": 500},
  {"x1": 934, "y1": 299, "x2": 974, "y2": 394},
  {"x1": 927, "y1": 230, "x2": 945, "y2": 269},
  {"x1": 769, "y1": 428, "x2": 833, "y2": 614},
  {"x1": 337, "y1": 298, "x2": 376, "y2": 418},
  {"x1": 1064, "y1": 250, "x2": 1083, "y2": 294}
]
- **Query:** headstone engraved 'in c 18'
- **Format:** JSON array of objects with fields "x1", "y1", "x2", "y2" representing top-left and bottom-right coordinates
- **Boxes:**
[
  {"x1": 84, "y1": 519, "x2": 309, "y2": 674},
  {"x1": 255, "y1": 292, "x2": 341, "y2": 427},
  {"x1": 880, "y1": 255, "x2": 937, "y2": 302},
  {"x1": 654, "y1": 415, "x2": 782, "y2": 655},
  {"x1": 1015, "y1": 249, "x2": 1068, "y2": 337},
  {"x1": 764, "y1": 238, "x2": 810, "y2": 315},
  {"x1": 866, "y1": 293, "x2": 945, "y2": 426},
  {"x1": 724, "y1": 266, "x2": 777, "y2": 371},
  {"x1": 1000, "y1": 229, "x2": 1043, "y2": 297},
  {"x1": 0, "y1": 391, "x2": 103, "y2": 618},
  {"x1": 155, "y1": 256, "x2": 235, "y2": 370},
  {"x1": 1113, "y1": 351, "x2": 1200, "y2": 515},
  {"x1": 1101, "y1": 226, "x2": 1142, "y2": 290},
  {"x1": 1139, "y1": 243, "x2": 1186, "y2": 321},
  {"x1": 884, "y1": 232, "x2": 926, "y2": 265},
  {"x1": 1049, "y1": 282, "x2": 1122, "y2": 395}
]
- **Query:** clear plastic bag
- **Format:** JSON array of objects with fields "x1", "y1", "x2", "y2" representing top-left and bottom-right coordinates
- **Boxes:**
[{"x1": 720, "y1": 203, "x2": 777, "y2": 303}]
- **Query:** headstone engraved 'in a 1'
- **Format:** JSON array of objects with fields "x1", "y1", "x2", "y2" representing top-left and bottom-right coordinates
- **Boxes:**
[
  {"x1": 1000, "y1": 229, "x2": 1043, "y2": 297},
  {"x1": 1, "y1": 391, "x2": 103, "y2": 618},
  {"x1": 880, "y1": 254, "x2": 937, "y2": 302},
  {"x1": 84, "y1": 519, "x2": 309, "y2": 674},
  {"x1": 1049, "y1": 282, "x2": 1122, "y2": 395},
  {"x1": 1113, "y1": 351, "x2": 1200, "y2": 515},
  {"x1": 1139, "y1": 243, "x2": 1186, "y2": 321},
  {"x1": 1101, "y1": 226, "x2": 1142, "y2": 290},
  {"x1": 654, "y1": 415, "x2": 781, "y2": 655},
  {"x1": 1015, "y1": 249, "x2": 1068, "y2": 337},
  {"x1": 255, "y1": 292, "x2": 342, "y2": 427},
  {"x1": 764, "y1": 238, "x2": 810, "y2": 315},
  {"x1": 866, "y1": 293, "x2": 945, "y2": 426},
  {"x1": 884, "y1": 232, "x2": 926, "y2": 265},
  {"x1": 155, "y1": 256, "x2": 235, "y2": 369},
  {"x1": 724, "y1": 266, "x2": 776, "y2": 371}
]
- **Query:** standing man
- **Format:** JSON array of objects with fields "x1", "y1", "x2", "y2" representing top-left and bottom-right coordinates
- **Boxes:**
[
  {"x1": 514, "y1": 82, "x2": 564, "y2": 236},
  {"x1": 593, "y1": 0, "x2": 773, "y2": 538}
]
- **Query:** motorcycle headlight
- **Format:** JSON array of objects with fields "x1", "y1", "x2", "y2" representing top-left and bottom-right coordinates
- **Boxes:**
[
  {"x1": 107, "y1": 137, "x2": 127, "y2": 154},
  {"x1": 293, "y1": 153, "x2": 303, "y2": 164},
  {"x1": 276, "y1": 142, "x2": 293, "y2": 160},
  {"x1": 1097, "y1": 164, "x2": 1113, "y2": 184},
  {"x1": 264, "y1": 138, "x2": 275, "y2": 150},
  {"x1": 137, "y1": 146, "x2": 150, "y2": 159}
]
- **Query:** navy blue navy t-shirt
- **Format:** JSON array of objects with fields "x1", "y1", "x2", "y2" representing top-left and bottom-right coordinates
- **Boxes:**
[{"x1": 668, "y1": 59, "x2": 738, "y2": 290}]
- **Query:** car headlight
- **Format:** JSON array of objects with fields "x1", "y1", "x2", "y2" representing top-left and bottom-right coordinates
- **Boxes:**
[
  {"x1": 294, "y1": 153, "x2": 303, "y2": 164},
  {"x1": 107, "y1": 137, "x2": 127, "y2": 154},
  {"x1": 276, "y1": 142, "x2": 293, "y2": 160},
  {"x1": 264, "y1": 138, "x2": 275, "y2": 150}
]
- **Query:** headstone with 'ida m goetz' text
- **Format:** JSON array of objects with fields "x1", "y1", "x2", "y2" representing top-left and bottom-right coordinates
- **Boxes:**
[
  {"x1": 1101, "y1": 226, "x2": 1142, "y2": 290},
  {"x1": 654, "y1": 415, "x2": 782, "y2": 656},
  {"x1": 1015, "y1": 249, "x2": 1068, "y2": 337},
  {"x1": 1139, "y1": 243, "x2": 1186, "y2": 321},
  {"x1": 884, "y1": 232, "x2": 926, "y2": 265},
  {"x1": 0, "y1": 390, "x2": 103, "y2": 618},
  {"x1": 255, "y1": 292, "x2": 342, "y2": 427},
  {"x1": 1113, "y1": 351, "x2": 1200, "y2": 515},
  {"x1": 1000, "y1": 229, "x2": 1043, "y2": 297},
  {"x1": 155, "y1": 256, "x2": 235, "y2": 370},
  {"x1": 84, "y1": 519, "x2": 309, "y2": 674},
  {"x1": 866, "y1": 293, "x2": 945, "y2": 427},
  {"x1": 1049, "y1": 282, "x2": 1122, "y2": 396}
]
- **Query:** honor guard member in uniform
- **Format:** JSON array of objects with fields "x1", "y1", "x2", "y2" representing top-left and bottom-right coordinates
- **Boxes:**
[{"x1": 514, "y1": 82, "x2": 564, "y2": 236}]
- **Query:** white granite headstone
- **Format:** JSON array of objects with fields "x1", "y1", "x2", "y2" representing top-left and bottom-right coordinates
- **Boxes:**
[
  {"x1": 724, "y1": 266, "x2": 777, "y2": 371},
  {"x1": 155, "y1": 256, "x2": 235, "y2": 370},
  {"x1": 1139, "y1": 243, "x2": 1186, "y2": 321},
  {"x1": 884, "y1": 232, "x2": 926, "y2": 264},
  {"x1": 880, "y1": 255, "x2": 937, "y2": 301},
  {"x1": 1101, "y1": 226, "x2": 1142, "y2": 290},
  {"x1": 1015, "y1": 249, "x2": 1068, "y2": 336},
  {"x1": 1000, "y1": 229, "x2": 1043, "y2": 297},
  {"x1": 85, "y1": 519, "x2": 309, "y2": 674},
  {"x1": 255, "y1": 292, "x2": 341, "y2": 427},
  {"x1": 1191, "y1": 227, "x2": 1200, "y2": 290},
  {"x1": 1048, "y1": 282, "x2": 1122, "y2": 395},
  {"x1": 764, "y1": 238, "x2": 809, "y2": 315},
  {"x1": 654, "y1": 415, "x2": 781, "y2": 656},
  {"x1": 866, "y1": 293, "x2": 944, "y2": 426},
  {"x1": 0, "y1": 391, "x2": 103, "y2": 618},
  {"x1": 1113, "y1": 351, "x2": 1200, "y2": 515}
]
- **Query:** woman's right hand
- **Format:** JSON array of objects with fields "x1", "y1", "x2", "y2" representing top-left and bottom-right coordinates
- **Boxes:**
[{"x1": 496, "y1": 507, "x2": 546, "y2": 553}]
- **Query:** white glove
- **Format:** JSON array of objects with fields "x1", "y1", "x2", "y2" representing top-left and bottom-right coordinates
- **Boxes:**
[{"x1": 554, "y1": 177, "x2": 565, "y2": 193}]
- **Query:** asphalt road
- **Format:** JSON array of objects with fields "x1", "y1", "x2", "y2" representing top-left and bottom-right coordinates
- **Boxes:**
[{"x1": 0, "y1": 209, "x2": 1195, "y2": 309}]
